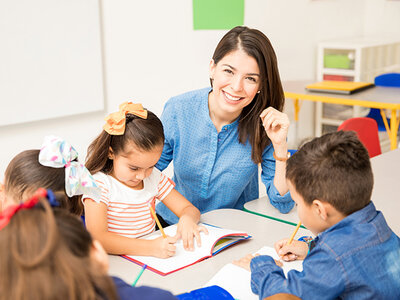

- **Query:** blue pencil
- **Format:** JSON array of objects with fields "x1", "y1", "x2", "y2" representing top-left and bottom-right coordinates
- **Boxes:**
[{"x1": 132, "y1": 264, "x2": 147, "y2": 287}]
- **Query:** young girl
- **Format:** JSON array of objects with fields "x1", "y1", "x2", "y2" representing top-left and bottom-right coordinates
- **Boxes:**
[
  {"x1": 83, "y1": 102, "x2": 206, "y2": 258},
  {"x1": 0, "y1": 189, "x2": 118, "y2": 300},
  {"x1": 1, "y1": 135, "x2": 98, "y2": 215},
  {"x1": 0, "y1": 189, "x2": 177, "y2": 300}
]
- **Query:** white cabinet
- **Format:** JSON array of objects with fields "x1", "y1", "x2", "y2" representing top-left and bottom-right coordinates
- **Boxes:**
[{"x1": 315, "y1": 37, "x2": 400, "y2": 136}]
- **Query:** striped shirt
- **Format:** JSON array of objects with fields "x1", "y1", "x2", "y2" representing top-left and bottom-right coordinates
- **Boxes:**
[{"x1": 82, "y1": 168, "x2": 174, "y2": 238}]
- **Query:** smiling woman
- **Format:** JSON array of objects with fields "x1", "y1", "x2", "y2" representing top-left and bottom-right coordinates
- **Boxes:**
[
  {"x1": 155, "y1": 26, "x2": 295, "y2": 226},
  {"x1": 208, "y1": 49, "x2": 260, "y2": 132}
]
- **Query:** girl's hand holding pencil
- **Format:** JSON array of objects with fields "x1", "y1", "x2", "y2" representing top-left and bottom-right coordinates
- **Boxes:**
[
  {"x1": 148, "y1": 204, "x2": 178, "y2": 258},
  {"x1": 151, "y1": 235, "x2": 178, "y2": 258}
]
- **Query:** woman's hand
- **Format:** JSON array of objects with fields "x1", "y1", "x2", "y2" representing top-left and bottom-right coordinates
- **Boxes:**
[
  {"x1": 274, "y1": 238, "x2": 308, "y2": 261},
  {"x1": 260, "y1": 107, "x2": 290, "y2": 147},
  {"x1": 151, "y1": 235, "x2": 178, "y2": 258},
  {"x1": 175, "y1": 215, "x2": 208, "y2": 251}
]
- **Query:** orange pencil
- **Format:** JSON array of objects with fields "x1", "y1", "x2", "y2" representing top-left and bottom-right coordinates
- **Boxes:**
[
  {"x1": 287, "y1": 221, "x2": 302, "y2": 245},
  {"x1": 148, "y1": 204, "x2": 167, "y2": 238}
]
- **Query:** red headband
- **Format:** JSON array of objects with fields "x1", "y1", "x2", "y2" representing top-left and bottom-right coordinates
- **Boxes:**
[{"x1": 0, "y1": 188, "x2": 47, "y2": 230}]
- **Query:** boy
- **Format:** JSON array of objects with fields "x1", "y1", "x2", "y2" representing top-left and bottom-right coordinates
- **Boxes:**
[{"x1": 234, "y1": 131, "x2": 400, "y2": 299}]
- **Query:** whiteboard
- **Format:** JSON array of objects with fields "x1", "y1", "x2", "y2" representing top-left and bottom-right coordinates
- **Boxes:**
[{"x1": 0, "y1": 0, "x2": 104, "y2": 126}]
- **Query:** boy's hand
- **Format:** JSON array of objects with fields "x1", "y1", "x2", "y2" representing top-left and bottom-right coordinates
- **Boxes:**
[
  {"x1": 233, "y1": 253, "x2": 282, "y2": 271},
  {"x1": 175, "y1": 215, "x2": 208, "y2": 251},
  {"x1": 152, "y1": 235, "x2": 177, "y2": 258},
  {"x1": 274, "y1": 238, "x2": 308, "y2": 261},
  {"x1": 233, "y1": 253, "x2": 256, "y2": 271}
]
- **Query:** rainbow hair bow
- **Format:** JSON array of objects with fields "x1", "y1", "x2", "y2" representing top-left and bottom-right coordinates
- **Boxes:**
[
  {"x1": 103, "y1": 102, "x2": 147, "y2": 135},
  {"x1": 39, "y1": 136, "x2": 100, "y2": 199}
]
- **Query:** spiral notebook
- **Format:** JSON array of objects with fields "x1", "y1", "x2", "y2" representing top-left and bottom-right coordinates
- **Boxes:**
[
  {"x1": 306, "y1": 81, "x2": 374, "y2": 95},
  {"x1": 122, "y1": 223, "x2": 251, "y2": 276}
]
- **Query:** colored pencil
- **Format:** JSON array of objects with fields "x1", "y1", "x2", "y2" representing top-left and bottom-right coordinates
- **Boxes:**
[
  {"x1": 287, "y1": 221, "x2": 302, "y2": 245},
  {"x1": 148, "y1": 204, "x2": 167, "y2": 238},
  {"x1": 132, "y1": 264, "x2": 147, "y2": 287}
]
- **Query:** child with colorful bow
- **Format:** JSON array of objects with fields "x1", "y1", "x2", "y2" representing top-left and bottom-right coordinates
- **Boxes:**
[
  {"x1": 0, "y1": 135, "x2": 98, "y2": 215},
  {"x1": 82, "y1": 102, "x2": 206, "y2": 258}
]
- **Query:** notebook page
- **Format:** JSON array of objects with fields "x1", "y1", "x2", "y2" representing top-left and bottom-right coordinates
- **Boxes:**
[
  {"x1": 125, "y1": 223, "x2": 248, "y2": 275},
  {"x1": 205, "y1": 263, "x2": 257, "y2": 300},
  {"x1": 204, "y1": 246, "x2": 303, "y2": 299}
]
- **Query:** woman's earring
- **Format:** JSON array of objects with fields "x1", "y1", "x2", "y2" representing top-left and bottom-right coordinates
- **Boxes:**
[{"x1": 257, "y1": 90, "x2": 261, "y2": 94}]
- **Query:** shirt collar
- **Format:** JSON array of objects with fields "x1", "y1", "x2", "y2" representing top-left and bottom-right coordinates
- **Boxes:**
[
  {"x1": 204, "y1": 87, "x2": 240, "y2": 131},
  {"x1": 321, "y1": 201, "x2": 377, "y2": 236}
]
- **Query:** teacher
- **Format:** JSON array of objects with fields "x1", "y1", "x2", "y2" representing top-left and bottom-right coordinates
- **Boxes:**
[{"x1": 156, "y1": 26, "x2": 294, "y2": 225}]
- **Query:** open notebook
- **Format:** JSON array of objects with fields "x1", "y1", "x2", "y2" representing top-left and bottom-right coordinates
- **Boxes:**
[
  {"x1": 306, "y1": 81, "x2": 374, "y2": 95},
  {"x1": 204, "y1": 246, "x2": 303, "y2": 300},
  {"x1": 122, "y1": 223, "x2": 251, "y2": 276}
]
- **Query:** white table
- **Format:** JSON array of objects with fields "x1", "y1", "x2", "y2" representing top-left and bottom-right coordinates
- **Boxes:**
[
  {"x1": 370, "y1": 148, "x2": 400, "y2": 235},
  {"x1": 108, "y1": 209, "x2": 311, "y2": 295},
  {"x1": 284, "y1": 80, "x2": 400, "y2": 150},
  {"x1": 244, "y1": 149, "x2": 400, "y2": 235},
  {"x1": 244, "y1": 196, "x2": 301, "y2": 227}
]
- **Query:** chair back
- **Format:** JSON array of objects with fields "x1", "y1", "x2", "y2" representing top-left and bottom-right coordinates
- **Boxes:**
[
  {"x1": 337, "y1": 117, "x2": 382, "y2": 158},
  {"x1": 375, "y1": 73, "x2": 400, "y2": 87},
  {"x1": 365, "y1": 73, "x2": 400, "y2": 131}
]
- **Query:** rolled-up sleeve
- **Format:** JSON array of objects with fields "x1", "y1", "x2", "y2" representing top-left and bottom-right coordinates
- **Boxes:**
[{"x1": 260, "y1": 145, "x2": 294, "y2": 213}]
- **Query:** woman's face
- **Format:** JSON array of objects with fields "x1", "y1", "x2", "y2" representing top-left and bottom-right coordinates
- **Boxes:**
[{"x1": 209, "y1": 49, "x2": 260, "y2": 117}]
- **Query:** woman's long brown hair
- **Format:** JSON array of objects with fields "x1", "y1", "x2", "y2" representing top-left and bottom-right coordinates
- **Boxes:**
[
  {"x1": 211, "y1": 26, "x2": 285, "y2": 164},
  {"x1": 0, "y1": 196, "x2": 118, "y2": 300}
]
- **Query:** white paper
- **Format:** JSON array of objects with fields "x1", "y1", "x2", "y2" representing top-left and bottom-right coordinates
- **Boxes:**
[
  {"x1": 125, "y1": 223, "x2": 249, "y2": 275},
  {"x1": 203, "y1": 246, "x2": 303, "y2": 300}
]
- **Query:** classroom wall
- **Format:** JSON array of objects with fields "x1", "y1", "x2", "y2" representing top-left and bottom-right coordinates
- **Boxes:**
[
  {"x1": 364, "y1": 0, "x2": 400, "y2": 36},
  {"x1": 1, "y1": 0, "x2": 399, "y2": 186}
]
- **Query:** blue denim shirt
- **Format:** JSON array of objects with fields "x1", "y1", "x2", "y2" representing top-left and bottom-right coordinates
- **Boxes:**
[
  {"x1": 155, "y1": 88, "x2": 294, "y2": 224},
  {"x1": 250, "y1": 202, "x2": 400, "y2": 299},
  {"x1": 112, "y1": 277, "x2": 177, "y2": 300}
]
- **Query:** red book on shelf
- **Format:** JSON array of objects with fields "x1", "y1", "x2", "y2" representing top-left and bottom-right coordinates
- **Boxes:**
[{"x1": 323, "y1": 74, "x2": 353, "y2": 81}]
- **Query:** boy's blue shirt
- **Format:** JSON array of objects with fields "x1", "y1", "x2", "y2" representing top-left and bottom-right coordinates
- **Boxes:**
[
  {"x1": 155, "y1": 87, "x2": 294, "y2": 224},
  {"x1": 250, "y1": 201, "x2": 400, "y2": 300}
]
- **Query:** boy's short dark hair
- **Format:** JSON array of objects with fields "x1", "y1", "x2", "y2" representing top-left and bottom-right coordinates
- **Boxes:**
[{"x1": 286, "y1": 131, "x2": 373, "y2": 215}]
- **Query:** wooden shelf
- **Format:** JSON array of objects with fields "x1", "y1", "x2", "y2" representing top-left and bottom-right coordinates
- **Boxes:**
[{"x1": 315, "y1": 37, "x2": 400, "y2": 136}]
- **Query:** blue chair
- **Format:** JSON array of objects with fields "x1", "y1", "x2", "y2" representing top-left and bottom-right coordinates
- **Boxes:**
[{"x1": 365, "y1": 73, "x2": 400, "y2": 131}]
